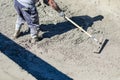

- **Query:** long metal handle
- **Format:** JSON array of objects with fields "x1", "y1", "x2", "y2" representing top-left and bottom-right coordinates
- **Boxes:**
[{"x1": 64, "y1": 16, "x2": 99, "y2": 43}]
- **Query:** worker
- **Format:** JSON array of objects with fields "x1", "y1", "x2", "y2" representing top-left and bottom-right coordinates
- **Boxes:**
[{"x1": 13, "y1": 0, "x2": 65, "y2": 42}]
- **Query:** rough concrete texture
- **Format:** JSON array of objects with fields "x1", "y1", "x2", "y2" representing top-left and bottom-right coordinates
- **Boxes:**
[{"x1": 0, "y1": 0, "x2": 120, "y2": 80}]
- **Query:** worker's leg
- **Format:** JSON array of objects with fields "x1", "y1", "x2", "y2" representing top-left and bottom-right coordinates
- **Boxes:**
[
  {"x1": 14, "y1": 0, "x2": 41, "y2": 41},
  {"x1": 14, "y1": 0, "x2": 25, "y2": 38},
  {"x1": 21, "y1": 6, "x2": 40, "y2": 41},
  {"x1": 15, "y1": 16, "x2": 24, "y2": 31}
]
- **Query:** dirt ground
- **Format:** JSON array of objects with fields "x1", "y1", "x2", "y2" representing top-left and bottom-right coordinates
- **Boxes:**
[{"x1": 0, "y1": 0, "x2": 120, "y2": 80}]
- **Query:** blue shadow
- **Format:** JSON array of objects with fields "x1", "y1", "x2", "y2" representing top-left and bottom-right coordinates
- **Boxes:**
[{"x1": 39, "y1": 15, "x2": 104, "y2": 38}]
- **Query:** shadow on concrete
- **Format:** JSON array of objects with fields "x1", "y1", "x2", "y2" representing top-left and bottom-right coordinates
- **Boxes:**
[
  {"x1": 0, "y1": 33, "x2": 73, "y2": 80},
  {"x1": 40, "y1": 15, "x2": 104, "y2": 38},
  {"x1": 70, "y1": 15, "x2": 104, "y2": 31}
]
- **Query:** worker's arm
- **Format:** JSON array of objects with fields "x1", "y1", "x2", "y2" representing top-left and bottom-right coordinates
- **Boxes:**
[
  {"x1": 48, "y1": 0, "x2": 61, "y2": 12},
  {"x1": 48, "y1": 0, "x2": 64, "y2": 17}
]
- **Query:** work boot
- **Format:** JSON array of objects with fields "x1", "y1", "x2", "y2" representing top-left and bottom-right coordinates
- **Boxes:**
[
  {"x1": 31, "y1": 34, "x2": 43, "y2": 43},
  {"x1": 13, "y1": 29, "x2": 21, "y2": 39}
]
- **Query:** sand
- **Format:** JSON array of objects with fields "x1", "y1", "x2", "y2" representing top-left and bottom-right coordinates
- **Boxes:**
[{"x1": 0, "y1": 0, "x2": 120, "y2": 80}]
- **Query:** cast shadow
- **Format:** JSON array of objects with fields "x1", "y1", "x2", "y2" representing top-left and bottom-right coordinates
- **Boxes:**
[
  {"x1": 0, "y1": 33, "x2": 73, "y2": 80},
  {"x1": 70, "y1": 15, "x2": 104, "y2": 31},
  {"x1": 40, "y1": 15, "x2": 104, "y2": 38}
]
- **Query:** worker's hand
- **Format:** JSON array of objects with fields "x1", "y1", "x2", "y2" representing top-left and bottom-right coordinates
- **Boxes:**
[{"x1": 59, "y1": 11, "x2": 65, "y2": 17}]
